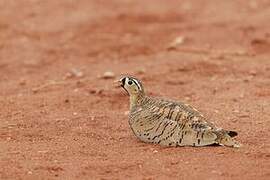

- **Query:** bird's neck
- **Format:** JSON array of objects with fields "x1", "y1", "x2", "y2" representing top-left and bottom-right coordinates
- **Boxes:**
[{"x1": 129, "y1": 93, "x2": 145, "y2": 109}]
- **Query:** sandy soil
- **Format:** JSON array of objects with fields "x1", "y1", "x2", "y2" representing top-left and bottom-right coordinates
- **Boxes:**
[{"x1": 0, "y1": 0, "x2": 270, "y2": 179}]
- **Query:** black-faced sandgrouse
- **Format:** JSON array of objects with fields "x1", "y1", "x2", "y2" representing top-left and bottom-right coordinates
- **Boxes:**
[{"x1": 118, "y1": 76, "x2": 240, "y2": 148}]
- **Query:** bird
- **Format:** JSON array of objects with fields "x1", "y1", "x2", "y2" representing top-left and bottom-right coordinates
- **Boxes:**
[{"x1": 118, "y1": 76, "x2": 240, "y2": 148}]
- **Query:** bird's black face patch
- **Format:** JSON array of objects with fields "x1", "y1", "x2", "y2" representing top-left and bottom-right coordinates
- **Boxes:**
[
  {"x1": 120, "y1": 77, "x2": 129, "y2": 94},
  {"x1": 121, "y1": 77, "x2": 126, "y2": 87}
]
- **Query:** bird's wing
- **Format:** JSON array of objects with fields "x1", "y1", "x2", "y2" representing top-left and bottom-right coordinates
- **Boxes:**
[
  {"x1": 147, "y1": 98, "x2": 217, "y2": 131},
  {"x1": 138, "y1": 98, "x2": 238, "y2": 147},
  {"x1": 138, "y1": 100, "x2": 218, "y2": 146}
]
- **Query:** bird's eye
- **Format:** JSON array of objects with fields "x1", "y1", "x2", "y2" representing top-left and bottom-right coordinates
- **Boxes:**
[{"x1": 128, "y1": 80, "x2": 133, "y2": 85}]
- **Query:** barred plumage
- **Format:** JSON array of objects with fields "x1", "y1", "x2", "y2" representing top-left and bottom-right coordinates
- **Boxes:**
[{"x1": 119, "y1": 76, "x2": 240, "y2": 148}]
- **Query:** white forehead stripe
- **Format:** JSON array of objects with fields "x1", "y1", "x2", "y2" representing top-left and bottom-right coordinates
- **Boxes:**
[{"x1": 132, "y1": 79, "x2": 142, "y2": 90}]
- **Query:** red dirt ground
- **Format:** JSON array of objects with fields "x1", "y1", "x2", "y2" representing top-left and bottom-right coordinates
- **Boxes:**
[{"x1": 0, "y1": 0, "x2": 270, "y2": 179}]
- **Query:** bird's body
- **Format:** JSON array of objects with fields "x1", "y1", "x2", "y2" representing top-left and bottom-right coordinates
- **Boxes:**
[{"x1": 119, "y1": 76, "x2": 240, "y2": 148}]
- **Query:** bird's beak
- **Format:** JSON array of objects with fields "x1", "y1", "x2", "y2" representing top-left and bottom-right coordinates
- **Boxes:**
[
  {"x1": 115, "y1": 77, "x2": 129, "y2": 95},
  {"x1": 113, "y1": 78, "x2": 123, "y2": 88}
]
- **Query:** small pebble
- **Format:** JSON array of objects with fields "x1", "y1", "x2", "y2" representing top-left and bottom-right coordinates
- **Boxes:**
[
  {"x1": 170, "y1": 161, "x2": 179, "y2": 165},
  {"x1": 19, "y1": 79, "x2": 26, "y2": 86},
  {"x1": 210, "y1": 76, "x2": 217, "y2": 81},
  {"x1": 71, "y1": 68, "x2": 84, "y2": 78},
  {"x1": 232, "y1": 98, "x2": 238, "y2": 102},
  {"x1": 248, "y1": 70, "x2": 257, "y2": 76},
  {"x1": 237, "y1": 114, "x2": 250, "y2": 118},
  {"x1": 88, "y1": 89, "x2": 103, "y2": 94},
  {"x1": 167, "y1": 36, "x2": 186, "y2": 50},
  {"x1": 102, "y1": 71, "x2": 115, "y2": 79},
  {"x1": 177, "y1": 66, "x2": 190, "y2": 72},
  {"x1": 239, "y1": 93, "x2": 245, "y2": 98},
  {"x1": 212, "y1": 87, "x2": 218, "y2": 94},
  {"x1": 64, "y1": 72, "x2": 73, "y2": 79},
  {"x1": 64, "y1": 68, "x2": 84, "y2": 79},
  {"x1": 136, "y1": 68, "x2": 146, "y2": 74}
]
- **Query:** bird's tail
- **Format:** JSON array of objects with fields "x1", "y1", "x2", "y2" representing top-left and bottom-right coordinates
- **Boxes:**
[{"x1": 215, "y1": 130, "x2": 241, "y2": 148}]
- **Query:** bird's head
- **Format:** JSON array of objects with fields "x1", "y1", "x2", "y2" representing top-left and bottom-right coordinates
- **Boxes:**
[{"x1": 118, "y1": 76, "x2": 145, "y2": 97}]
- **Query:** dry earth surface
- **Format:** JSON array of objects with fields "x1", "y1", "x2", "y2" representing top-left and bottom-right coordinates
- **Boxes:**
[{"x1": 0, "y1": 0, "x2": 270, "y2": 179}]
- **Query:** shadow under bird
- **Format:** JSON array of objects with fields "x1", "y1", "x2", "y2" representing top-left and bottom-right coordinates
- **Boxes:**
[{"x1": 118, "y1": 76, "x2": 240, "y2": 148}]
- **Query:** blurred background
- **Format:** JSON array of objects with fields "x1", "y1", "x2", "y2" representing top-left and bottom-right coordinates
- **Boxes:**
[{"x1": 0, "y1": 0, "x2": 269, "y2": 179}]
